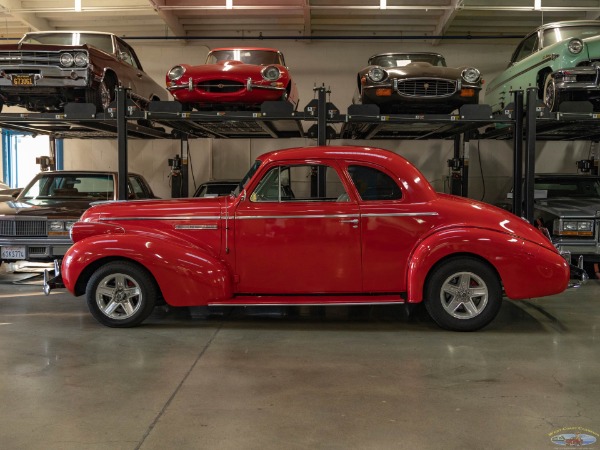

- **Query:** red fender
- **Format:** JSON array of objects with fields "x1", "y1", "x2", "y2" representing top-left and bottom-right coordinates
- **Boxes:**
[
  {"x1": 406, "y1": 227, "x2": 569, "y2": 303},
  {"x1": 62, "y1": 233, "x2": 233, "y2": 307}
]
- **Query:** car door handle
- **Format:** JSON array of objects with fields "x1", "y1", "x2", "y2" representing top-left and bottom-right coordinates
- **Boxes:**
[{"x1": 340, "y1": 218, "x2": 359, "y2": 228}]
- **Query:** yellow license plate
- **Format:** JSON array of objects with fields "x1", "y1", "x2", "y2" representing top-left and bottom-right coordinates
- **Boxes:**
[{"x1": 11, "y1": 75, "x2": 34, "y2": 86}]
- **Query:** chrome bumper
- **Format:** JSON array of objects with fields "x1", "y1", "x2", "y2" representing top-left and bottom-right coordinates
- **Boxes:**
[
  {"x1": 564, "y1": 253, "x2": 589, "y2": 288},
  {"x1": 167, "y1": 77, "x2": 285, "y2": 92},
  {"x1": 42, "y1": 259, "x2": 64, "y2": 296}
]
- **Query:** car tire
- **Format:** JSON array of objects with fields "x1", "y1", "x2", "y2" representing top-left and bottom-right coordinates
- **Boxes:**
[
  {"x1": 87, "y1": 76, "x2": 116, "y2": 112},
  {"x1": 85, "y1": 261, "x2": 158, "y2": 328},
  {"x1": 543, "y1": 75, "x2": 560, "y2": 112},
  {"x1": 424, "y1": 257, "x2": 502, "y2": 331}
]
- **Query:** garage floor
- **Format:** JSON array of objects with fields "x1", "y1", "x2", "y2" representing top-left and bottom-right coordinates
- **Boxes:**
[{"x1": 0, "y1": 274, "x2": 598, "y2": 450}]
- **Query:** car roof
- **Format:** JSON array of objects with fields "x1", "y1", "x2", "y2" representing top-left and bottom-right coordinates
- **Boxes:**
[
  {"x1": 199, "y1": 180, "x2": 240, "y2": 185},
  {"x1": 23, "y1": 30, "x2": 115, "y2": 36},
  {"x1": 534, "y1": 20, "x2": 600, "y2": 32},
  {"x1": 369, "y1": 52, "x2": 444, "y2": 58},
  {"x1": 34, "y1": 170, "x2": 143, "y2": 177}
]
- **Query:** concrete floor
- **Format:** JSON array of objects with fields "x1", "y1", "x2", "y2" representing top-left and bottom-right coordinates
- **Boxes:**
[{"x1": 0, "y1": 274, "x2": 599, "y2": 450}]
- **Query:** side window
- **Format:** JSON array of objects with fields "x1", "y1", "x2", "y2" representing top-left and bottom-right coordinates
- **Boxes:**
[
  {"x1": 117, "y1": 41, "x2": 139, "y2": 69},
  {"x1": 347, "y1": 165, "x2": 402, "y2": 201},
  {"x1": 129, "y1": 176, "x2": 150, "y2": 199},
  {"x1": 251, "y1": 164, "x2": 347, "y2": 202},
  {"x1": 512, "y1": 33, "x2": 539, "y2": 63}
]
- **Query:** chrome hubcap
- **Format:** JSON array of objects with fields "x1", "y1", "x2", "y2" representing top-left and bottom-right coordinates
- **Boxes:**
[
  {"x1": 440, "y1": 271, "x2": 488, "y2": 320},
  {"x1": 96, "y1": 273, "x2": 142, "y2": 320}
]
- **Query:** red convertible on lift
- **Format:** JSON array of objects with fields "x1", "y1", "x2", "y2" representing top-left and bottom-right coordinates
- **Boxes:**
[
  {"x1": 166, "y1": 47, "x2": 299, "y2": 110},
  {"x1": 48, "y1": 146, "x2": 576, "y2": 331}
]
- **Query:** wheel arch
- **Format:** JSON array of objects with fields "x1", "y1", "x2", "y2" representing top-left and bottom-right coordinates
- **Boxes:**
[
  {"x1": 537, "y1": 67, "x2": 553, "y2": 99},
  {"x1": 421, "y1": 253, "x2": 502, "y2": 299},
  {"x1": 73, "y1": 256, "x2": 159, "y2": 297}
]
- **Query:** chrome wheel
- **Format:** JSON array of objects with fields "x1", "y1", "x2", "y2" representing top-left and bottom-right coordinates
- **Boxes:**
[
  {"x1": 544, "y1": 76, "x2": 557, "y2": 111},
  {"x1": 440, "y1": 271, "x2": 488, "y2": 320},
  {"x1": 95, "y1": 272, "x2": 143, "y2": 320},
  {"x1": 98, "y1": 80, "x2": 112, "y2": 110},
  {"x1": 86, "y1": 261, "x2": 158, "y2": 327},
  {"x1": 424, "y1": 257, "x2": 502, "y2": 331}
]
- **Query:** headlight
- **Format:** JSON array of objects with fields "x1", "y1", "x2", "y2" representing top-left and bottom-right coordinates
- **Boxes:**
[
  {"x1": 568, "y1": 38, "x2": 584, "y2": 54},
  {"x1": 262, "y1": 66, "x2": 281, "y2": 81},
  {"x1": 555, "y1": 219, "x2": 594, "y2": 236},
  {"x1": 462, "y1": 67, "x2": 480, "y2": 83},
  {"x1": 168, "y1": 66, "x2": 185, "y2": 81},
  {"x1": 59, "y1": 53, "x2": 74, "y2": 67},
  {"x1": 49, "y1": 221, "x2": 65, "y2": 232},
  {"x1": 74, "y1": 52, "x2": 88, "y2": 67},
  {"x1": 65, "y1": 221, "x2": 77, "y2": 231},
  {"x1": 367, "y1": 67, "x2": 387, "y2": 82}
]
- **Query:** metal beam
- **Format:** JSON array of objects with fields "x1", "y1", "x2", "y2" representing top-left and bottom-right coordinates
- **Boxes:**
[
  {"x1": 431, "y1": 0, "x2": 460, "y2": 45},
  {"x1": 0, "y1": 0, "x2": 50, "y2": 31},
  {"x1": 147, "y1": 0, "x2": 186, "y2": 37}
]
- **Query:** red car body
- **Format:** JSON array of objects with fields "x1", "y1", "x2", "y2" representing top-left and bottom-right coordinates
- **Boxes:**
[
  {"x1": 59, "y1": 146, "x2": 570, "y2": 330},
  {"x1": 166, "y1": 47, "x2": 299, "y2": 110}
]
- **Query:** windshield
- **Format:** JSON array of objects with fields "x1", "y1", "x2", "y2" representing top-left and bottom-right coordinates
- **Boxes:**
[
  {"x1": 206, "y1": 50, "x2": 281, "y2": 65},
  {"x1": 19, "y1": 32, "x2": 114, "y2": 54},
  {"x1": 20, "y1": 174, "x2": 115, "y2": 202},
  {"x1": 368, "y1": 53, "x2": 446, "y2": 68},
  {"x1": 233, "y1": 161, "x2": 262, "y2": 196},
  {"x1": 543, "y1": 26, "x2": 600, "y2": 47},
  {"x1": 535, "y1": 178, "x2": 600, "y2": 198}
]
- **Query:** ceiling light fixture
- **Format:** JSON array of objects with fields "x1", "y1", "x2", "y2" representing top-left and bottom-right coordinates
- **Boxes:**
[
  {"x1": 380, "y1": 0, "x2": 386, "y2": 10},
  {"x1": 534, "y1": 0, "x2": 542, "y2": 10},
  {"x1": 226, "y1": 0, "x2": 233, "y2": 9},
  {"x1": 74, "y1": 0, "x2": 81, "y2": 12}
]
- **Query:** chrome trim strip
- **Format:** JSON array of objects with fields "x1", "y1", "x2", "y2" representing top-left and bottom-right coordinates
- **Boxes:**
[
  {"x1": 362, "y1": 212, "x2": 439, "y2": 218},
  {"x1": 99, "y1": 216, "x2": 221, "y2": 221},
  {"x1": 174, "y1": 224, "x2": 218, "y2": 230},
  {"x1": 208, "y1": 301, "x2": 406, "y2": 306},
  {"x1": 235, "y1": 214, "x2": 360, "y2": 220},
  {"x1": 486, "y1": 54, "x2": 557, "y2": 95}
]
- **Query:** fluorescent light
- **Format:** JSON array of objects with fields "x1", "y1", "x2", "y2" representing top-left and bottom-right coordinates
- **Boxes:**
[
  {"x1": 380, "y1": 0, "x2": 386, "y2": 9},
  {"x1": 534, "y1": 0, "x2": 542, "y2": 10},
  {"x1": 226, "y1": 0, "x2": 232, "y2": 9},
  {"x1": 74, "y1": 0, "x2": 81, "y2": 12}
]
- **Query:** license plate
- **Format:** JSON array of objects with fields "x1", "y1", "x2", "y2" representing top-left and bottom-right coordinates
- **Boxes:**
[
  {"x1": 1, "y1": 246, "x2": 26, "y2": 259},
  {"x1": 11, "y1": 75, "x2": 34, "y2": 86}
]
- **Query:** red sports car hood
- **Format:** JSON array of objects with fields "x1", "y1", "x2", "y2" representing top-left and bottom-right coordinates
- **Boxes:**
[{"x1": 186, "y1": 60, "x2": 277, "y2": 77}]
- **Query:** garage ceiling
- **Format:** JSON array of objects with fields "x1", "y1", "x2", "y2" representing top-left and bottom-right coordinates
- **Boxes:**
[{"x1": 0, "y1": 0, "x2": 599, "y2": 43}]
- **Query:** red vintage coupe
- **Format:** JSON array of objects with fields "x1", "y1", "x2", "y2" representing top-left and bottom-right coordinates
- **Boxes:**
[
  {"x1": 50, "y1": 146, "x2": 574, "y2": 331},
  {"x1": 166, "y1": 47, "x2": 299, "y2": 110}
]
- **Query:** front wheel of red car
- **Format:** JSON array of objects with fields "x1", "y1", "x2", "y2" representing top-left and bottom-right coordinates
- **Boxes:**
[
  {"x1": 85, "y1": 261, "x2": 158, "y2": 327},
  {"x1": 424, "y1": 257, "x2": 502, "y2": 331}
]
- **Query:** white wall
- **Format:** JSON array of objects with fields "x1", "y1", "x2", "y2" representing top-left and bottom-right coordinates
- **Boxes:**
[{"x1": 60, "y1": 38, "x2": 594, "y2": 203}]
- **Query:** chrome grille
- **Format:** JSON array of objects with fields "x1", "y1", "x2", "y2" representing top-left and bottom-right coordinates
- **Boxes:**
[
  {"x1": 197, "y1": 80, "x2": 245, "y2": 93},
  {"x1": 396, "y1": 79, "x2": 456, "y2": 97},
  {"x1": 0, "y1": 51, "x2": 64, "y2": 67},
  {"x1": 0, "y1": 220, "x2": 47, "y2": 237},
  {"x1": 28, "y1": 247, "x2": 49, "y2": 256}
]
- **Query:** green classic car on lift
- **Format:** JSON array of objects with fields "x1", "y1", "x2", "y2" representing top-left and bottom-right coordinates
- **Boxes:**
[{"x1": 485, "y1": 20, "x2": 600, "y2": 113}]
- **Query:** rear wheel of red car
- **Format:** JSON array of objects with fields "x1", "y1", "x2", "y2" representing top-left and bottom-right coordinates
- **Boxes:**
[
  {"x1": 86, "y1": 261, "x2": 157, "y2": 327},
  {"x1": 424, "y1": 257, "x2": 502, "y2": 331}
]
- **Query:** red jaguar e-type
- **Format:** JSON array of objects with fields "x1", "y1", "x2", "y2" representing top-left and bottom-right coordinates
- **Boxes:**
[{"x1": 166, "y1": 47, "x2": 299, "y2": 110}]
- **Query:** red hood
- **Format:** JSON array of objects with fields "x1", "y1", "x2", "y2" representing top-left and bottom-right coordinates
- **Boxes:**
[
  {"x1": 80, "y1": 197, "x2": 225, "y2": 223},
  {"x1": 183, "y1": 60, "x2": 283, "y2": 78}
]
